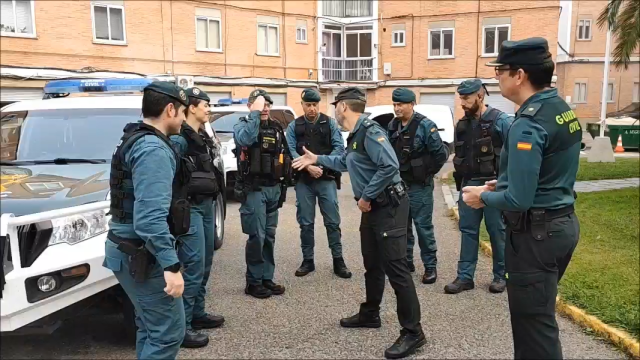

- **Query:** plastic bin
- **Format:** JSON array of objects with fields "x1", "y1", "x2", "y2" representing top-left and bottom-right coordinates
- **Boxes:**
[{"x1": 587, "y1": 118, "x2": 639, "y2": 149}]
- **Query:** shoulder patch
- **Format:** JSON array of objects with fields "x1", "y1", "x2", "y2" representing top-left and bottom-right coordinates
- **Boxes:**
[
  {"x1": 430, "y1": 127, "x2": 437, "y2": 133},
  {"x1": 520, "y1": 102, "x2": 542, "y2": 118},
  {"x1": 377, "y1": 136, "x2": 385, "y2": 142},
  {"x1": 362, "y1": 119, "x2": 374, "y2": 128}
]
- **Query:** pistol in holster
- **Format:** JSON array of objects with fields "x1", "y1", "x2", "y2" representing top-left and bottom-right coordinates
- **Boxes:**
[{"x1": 117, "y1": 240, "x2": 156, "y2": 283}]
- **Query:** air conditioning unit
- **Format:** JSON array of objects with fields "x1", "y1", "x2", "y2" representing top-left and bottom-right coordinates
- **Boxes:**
[{"x1": 176, "y1": 76, "x2": 194, "y2": 89}]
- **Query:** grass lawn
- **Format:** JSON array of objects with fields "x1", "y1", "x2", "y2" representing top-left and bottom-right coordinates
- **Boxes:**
[
  {"x1": 477, "y1": 188, "x2": 639, "y2": 337},
  {"x1": 576, "y1": 157, "x2": 640, "y2": 181}
]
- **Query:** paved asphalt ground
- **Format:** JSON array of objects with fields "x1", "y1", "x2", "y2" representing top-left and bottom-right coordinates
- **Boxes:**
[{"x1": 0, "y1": 162, "x2": 625, "y2": 359}]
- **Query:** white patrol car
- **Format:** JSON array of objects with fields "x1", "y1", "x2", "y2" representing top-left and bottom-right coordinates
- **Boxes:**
[
  {"x1": 209, "y1": 103, "x2": 297, "y2": 193},
  {"x1": 0, "y1": 78, "x2": 226, "y2": 339},
  {"x1": 363, "y1": 105, "x2": 456, "y2": 159}
]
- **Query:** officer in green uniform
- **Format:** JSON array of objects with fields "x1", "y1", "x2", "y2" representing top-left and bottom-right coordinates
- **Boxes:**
[
  {"x1": 387, "y1": 88, "x2": 448, "y2": 284},
  {"x1": 103, "y1": 81, "x2": 190, "y2": 360},
  {"x1": 286, "y1": 88, "x2": 351, "y2": 278},
  {"x1": 462, "y1": 37, "x2": 581, "y2": 359},
  {"x1": 233, "y1": 89, "x2": 292, "y2": 299},
  {"x1": 170, "y1": 87, "x2": 224, "y2": 348},
  {"x1": 445, "y1": 79, "x2": 513, "y2": 295},
  {"x1": 292, "y1": 88, "x2": 426, "y2": 359}
]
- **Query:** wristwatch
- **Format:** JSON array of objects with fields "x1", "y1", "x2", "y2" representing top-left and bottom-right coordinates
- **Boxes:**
[{"x1": 164, "y1": 263, "x2": 181, "y2": 273}]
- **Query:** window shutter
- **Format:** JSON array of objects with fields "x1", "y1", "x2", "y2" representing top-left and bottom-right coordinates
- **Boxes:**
[
  {"x1": 109, "y1": 7, "x2": 124, "y2": 41},
  {"x1": 94, "y1": 6, "x2": 109, "y2": 40},
  {"x1": 258, "y1": 25, "x2": 267, "y2": 53},
  {"x1": 267, "y1": 26, "x2": 278, "y2": 54},
  {"x1": 196, "y1": 18, "x2": 208, "y2": 49},
  {"x1": 15, "y1": 0, "x2": 33, "y2": 34},
  {"x1": 209, "y1": 19, "x2": 220, "y2": 49},
  {"x1": 0, "y1": 1, "x2": 16, "y2": 33}
]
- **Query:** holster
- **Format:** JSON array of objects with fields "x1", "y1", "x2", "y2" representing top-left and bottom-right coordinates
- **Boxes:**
[
  {"x1": 453, "y1": 171, "x2": 463, "y2": 192},
  {"x1": 278, "y1": 182, "x2": 287, "y2": 208},
  {"x1": 116, "y1": 240, "x2": 156, "y2": 283},
  {"x1": 234, "y1": 179, "x2": 248, "y2": 204},
  {"x1": 502, "y1": 211, "x2": 527, "y2": 232}
]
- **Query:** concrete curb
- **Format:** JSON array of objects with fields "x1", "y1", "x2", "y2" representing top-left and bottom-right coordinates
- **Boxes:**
[{"x1": 439, "y1": 171, "x2": 640, "y2": 358}]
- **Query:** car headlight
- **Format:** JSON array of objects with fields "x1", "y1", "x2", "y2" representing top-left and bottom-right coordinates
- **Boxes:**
[{"x1": 49, "y1": 209, "x2": 110, "y2": 246}]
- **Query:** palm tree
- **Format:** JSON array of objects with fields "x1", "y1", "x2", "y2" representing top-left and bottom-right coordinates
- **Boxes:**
[{"x1": 597, "y1": 0, "x2": 639, "y2": 70}]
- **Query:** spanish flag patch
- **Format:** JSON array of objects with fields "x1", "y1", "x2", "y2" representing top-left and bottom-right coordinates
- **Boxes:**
[
  {"x1": 377, "y1": 137, "x2": 385, "y2": 142},
  {"x1": 517, "y1": 142, "x2": 532, "y2": 151},
  {"x1": 430, "y1": 127, "x2": 437, "y2": 133}
]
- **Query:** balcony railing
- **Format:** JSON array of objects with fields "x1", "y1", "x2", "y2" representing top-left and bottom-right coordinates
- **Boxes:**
[
  {"x1": 321, "y1": 57, "x2": 374, "y2": 81},
  {"x1": 322, "y1": 0, "x2": 373, "y2": 18}
]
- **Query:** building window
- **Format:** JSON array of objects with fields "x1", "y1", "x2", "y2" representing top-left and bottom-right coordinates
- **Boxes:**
[
  {"x1": 633, "y1": 82, "x2": 639, "y2": 103},
  {"x1": 392, "y1": 30, "x2": 405, "y2": 47},
  {"x1": 429, "y1": 28, "x2": 454, "y2": 59},
  {"x1": 258, "y1": 23, "x2": 279, "y2": 56},
  {"x1": 196, "y1": 17, "x2": 222, "y2": 51},
  {"x1": 296, "y1": 20, "x2": 307, "y2": 43},
  {"x1": 577, "y1": 19, "x2": 592, "y2": 41},
  {"x1": 322, "y1": 0, "x2": 372, "y2": 18},
  {"x1": 574, "y1": 82, "x2": 587, "y2": 103},
  {"x1": 91, "y1": 3, "x2": 126, "y2": 44},
  {"x1": 0, "y1": 0, "x2": 35, "y2": 37},
  {"x1": 605, "y1": 83, "x2": 614, "y2": 103},
  {"x1": 483, "y1": 25, "x2": 510, "y2": 56}
]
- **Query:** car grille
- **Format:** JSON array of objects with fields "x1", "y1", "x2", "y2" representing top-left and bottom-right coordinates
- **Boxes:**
[{"x1": 17, "y1": 222, "x2": 52, "y2": 268}]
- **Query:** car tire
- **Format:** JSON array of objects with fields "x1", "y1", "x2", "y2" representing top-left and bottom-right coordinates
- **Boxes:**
[
  {"x1": 121, "y1": 291, "x2": 137, "y2": 345},
  {"x1": 214, "y1": 192, "x2": 225, "y2": 250}
]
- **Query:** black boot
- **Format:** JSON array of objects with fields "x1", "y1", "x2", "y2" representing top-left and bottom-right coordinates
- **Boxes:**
[
  {"x1": 339, "y1": 313, "x2": 381, "y2": 328},
  {"x1": 295, "y1": 259, "x2": 315, "y2": 277},
  {"x1": 422, "y1": 268, "x2": 437, "y2": 284},
  {"x1": 262, "y1": 280, "x2": 285, "y2": 295},
  {"x1": 384, "y1": 330, "x2": 427, "y2": 359},
  {"x1": 181, "y1": 329, "x2": 209, "y2": 348},
  {"x1": 333, "y1": 257, "x2": 352, "y2": 279},
  {"x1": 489, "y1": 278, "x2": 506, "y2": 293},
  {"x1": 443, "y1": 278, "x2": 475, "y2": 294},
  {"x1": 192, "y1": 313, "x2": 225, "y2": 330},
  {"x1": 245, "y1": 283, "x2": 272, "y2": 299}
]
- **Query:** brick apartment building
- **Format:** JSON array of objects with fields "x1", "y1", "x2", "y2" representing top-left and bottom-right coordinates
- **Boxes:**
[
  {"x1": 555, "y1": 0, "x2": 640, "y2": 125},
  {"x1": 0, "y1": 0, "x2": 562, "y2": 120}
]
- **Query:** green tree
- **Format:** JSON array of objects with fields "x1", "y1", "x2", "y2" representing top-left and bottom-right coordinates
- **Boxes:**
[{"x1": 597, "y1": 0, "x2": 640, "y2": 70}]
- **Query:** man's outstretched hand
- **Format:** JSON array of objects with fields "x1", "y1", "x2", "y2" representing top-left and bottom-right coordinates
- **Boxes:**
[{"x1": 292, "y1": 146, "x2": 318, "y2": 171}]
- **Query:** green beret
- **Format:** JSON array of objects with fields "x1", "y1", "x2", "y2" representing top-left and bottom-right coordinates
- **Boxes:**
[
  {"x1": 248, "y1": 88, "x2": 273, "y2": 105},
  {"x1": 331, "y1": 87, "x2": 366, "y2": 105},
  {"x1": 185, "y1": 87, "x2": 210, "y2": 103},
  {"x1": 457, "y1": 79, "x2": 483, "y2": 95},
  {"x1": 301, "y1": 88, "x2": 321, "y2": 103},
  {"x1": 144, "y1": 81, "x2": 188, "y2": 106},
  {"x1": 486, "y1": 37, "x2": 552, "y2": 67},
  {"x1": 392, "y1": 88, "x2": 416, "y2": 103}
]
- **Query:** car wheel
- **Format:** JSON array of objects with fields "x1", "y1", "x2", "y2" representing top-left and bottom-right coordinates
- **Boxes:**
[{"x1": 214, "y1": 192, "x2": 225, "y2": 250}]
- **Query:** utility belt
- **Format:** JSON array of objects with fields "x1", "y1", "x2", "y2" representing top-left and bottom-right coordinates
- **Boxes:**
[
  {"x1": 452, "y1": 171, "x2": 496, "y2": 191},
  {"x1": 108, "y1": 231, "x2": 159, "y2": 283},
  {"x1": 234, "y1": 176, "x2": 287, "y2": 209},
  {"x1": 502, "y1": 205, "x2": 575, "y2": 240},
  {"x1": 356, "y1": 181, "x2": 407, "y2": 209}
]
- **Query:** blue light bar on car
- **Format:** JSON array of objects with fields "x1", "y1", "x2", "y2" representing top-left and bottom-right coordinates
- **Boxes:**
[
  {"x1": 217, "y1": 98, "x2": 248, "y2": 105},
  {"x1": 43, "y1": 78, "x2": 155, "y2": 94}
]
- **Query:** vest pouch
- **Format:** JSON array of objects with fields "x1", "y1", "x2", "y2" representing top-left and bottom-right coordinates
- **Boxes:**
[
  {"x1": 475, "y1": 137, "x2": 495, "y2": 176},
  {"x1": 169, "y1": 198, "x2": 191, "y2": 236},
  {"x1": 454, "y1": 141, "x2": 466, "y2": 158},
  {"x1": 188, "y1": 171, "x2": 219, "y2": 196},
  {"x1": 410, "y1": 157, "x2": 427, "y2": 183},
  {"x1": 261, "y1": 154, "x2": 273, "y2": 175},
  {"x1": 198, "y1": 154, "x2": 214, "y2": 173},
  {"x1": 262, "y1": 135, "x2": 277, "y2": 153},
  {"x1": 249, "y1": 148, "x2": 262, "y2": 174}
]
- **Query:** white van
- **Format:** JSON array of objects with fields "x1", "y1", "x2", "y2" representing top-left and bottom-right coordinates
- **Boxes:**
[{"x1": 362, "y1": 105, "x2": 456, "y2": 158}]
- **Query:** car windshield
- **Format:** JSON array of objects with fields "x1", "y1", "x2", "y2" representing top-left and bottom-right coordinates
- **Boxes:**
[
  {"x1": 210, "y1": 111, "x2": 249, "y2": 133},
  {"x1": 1, "y1": 108, "x2": 141, "y2": 162}
]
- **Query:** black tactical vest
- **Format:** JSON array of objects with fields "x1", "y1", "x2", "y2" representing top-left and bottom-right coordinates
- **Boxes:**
[
  {"x1": 179, "y1": 123, "x2": 220, "y2": 201},
  {"x1": 109, "y1": 122, "x2": 192, "y2": 236},
  {"x1": 294, "y1": 114, "x2": 341, "y2": 183},
  {"x1": 389, "y1": 113, "x2": 435, "y2": 184},
  {"x1": 452, "y1": 107, "x2": 504, "y2": 180},
  {"x1": 236, "y1": 119, "x2": 291, "y2": 186}
]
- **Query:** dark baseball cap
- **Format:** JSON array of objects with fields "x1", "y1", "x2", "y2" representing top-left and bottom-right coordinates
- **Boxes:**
[
  {"x1": 392, "y1": 87, "x2": 416, "y2": 103},
  {"x1": 248, "y1": 88, "x2": 273, "y2": 105},
  {"x1": 486, "y1": 37, "x2": 552, "y2": 67},
  {"x1": 301, "y1": 88, "x2": 321, "y2": 102},
  {"x1": 144, "y1": 81, "x2": 188, "y2": 107},
  {"x1": 185, "y1": 87, "x2": 210, "y2": 103},
  {"x1": 331, "y1": 87, "x2": 366, "y2": 105},
  {"x1": 457, "y1": 79, "x2": 489, "y2": 95}
]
